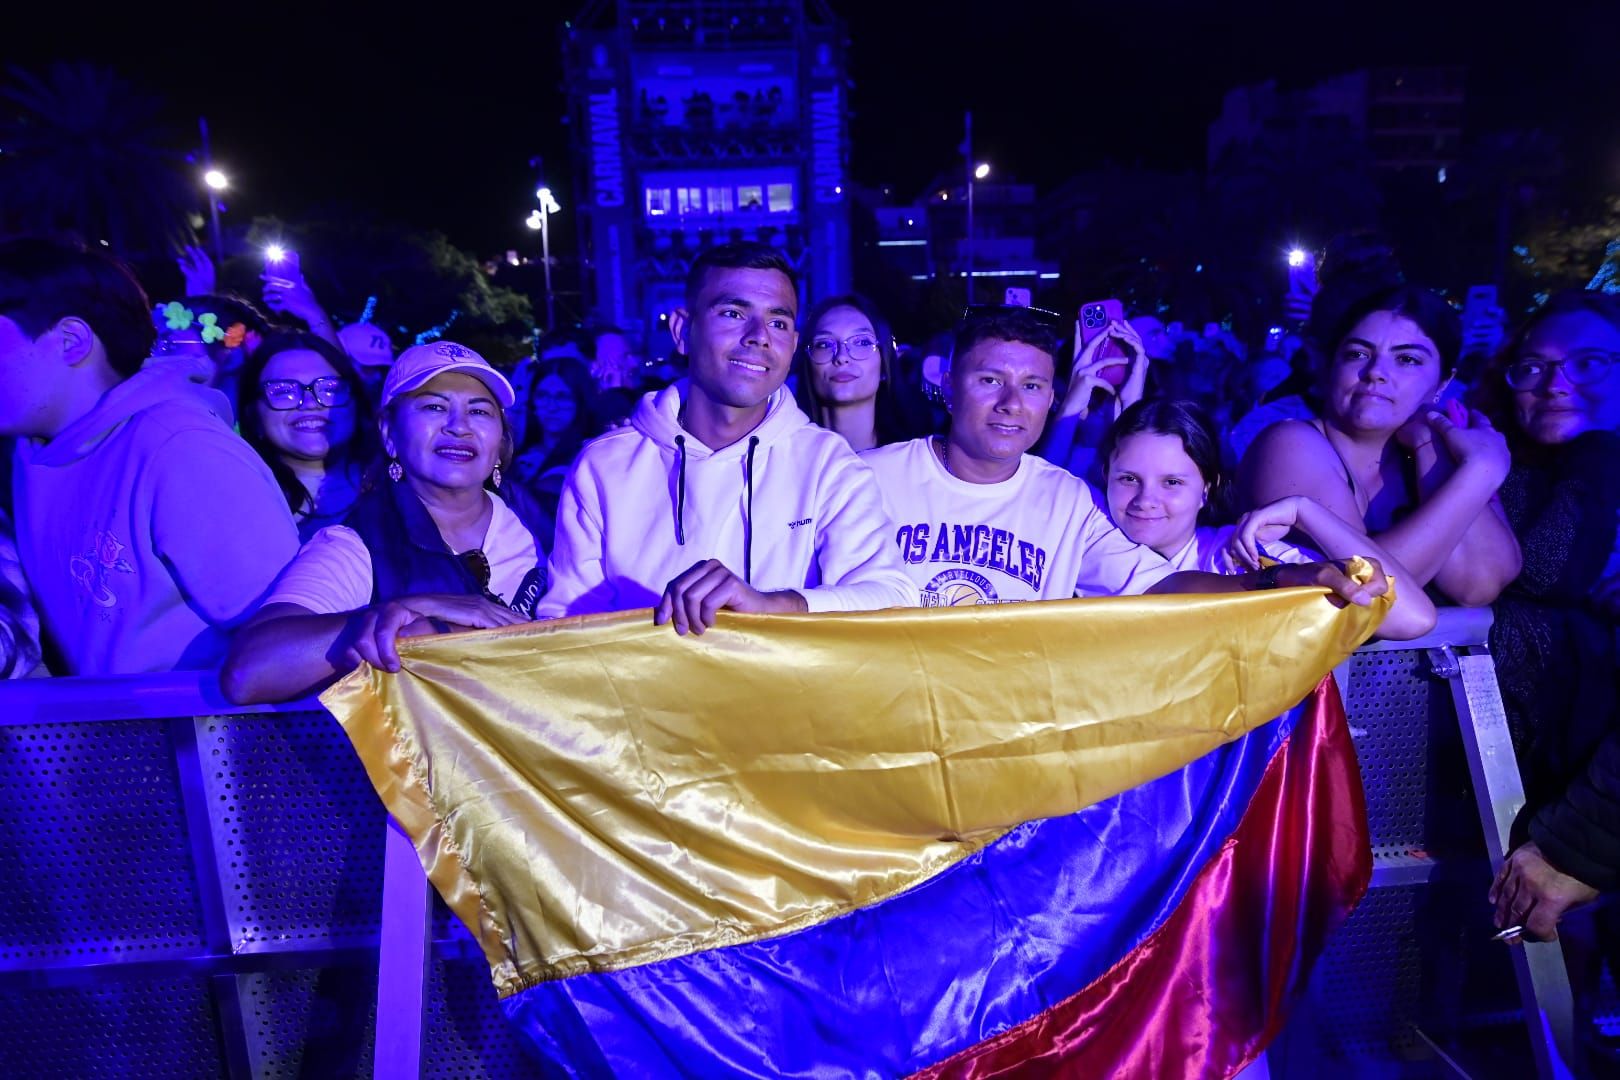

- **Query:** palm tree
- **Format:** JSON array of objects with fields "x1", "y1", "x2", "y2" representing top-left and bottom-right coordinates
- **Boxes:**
[{"x1": 0, "y1": 63, "x2": 196, "y2": 256}]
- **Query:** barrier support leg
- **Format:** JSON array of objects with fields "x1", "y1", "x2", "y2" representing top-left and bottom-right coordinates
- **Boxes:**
[{"x1": 374, "y1": 819, "x2": 434, "y2": 1077}]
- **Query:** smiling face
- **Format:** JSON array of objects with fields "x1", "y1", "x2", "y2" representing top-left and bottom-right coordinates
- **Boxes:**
[
  {"x1": 381, "y1": 371, "x2": 504, "y2": 491},
  {"x1": 672, "y1": 266, "x2": 798, "y2": 410},
  {"x1": 945, "y1": 337, "x2": 1055, "y2": 468},
  {"x1": 255, "y1": 348, "x2": 357, "y2": 465},
  {"x1": 1323, "y1": 309, "x2": 1445, "y2": 436},
  {"x1": 807, "y1": 304, "x2": 883, "y2": 406},
  {"x1": 1510, "y1": 310, "x2": 1620, "y2": 445},
  {"x1": 1106, "y1": 432, "x2": 1209, "y2": 558}
]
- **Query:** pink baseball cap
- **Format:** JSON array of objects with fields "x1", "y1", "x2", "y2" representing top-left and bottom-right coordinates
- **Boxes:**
[
  {"x1": 338, "y1": 322, "x2": 395, "y2": 369},
  {"x1": 381, "y1": 341, "x2": 516, "y2": 410}
]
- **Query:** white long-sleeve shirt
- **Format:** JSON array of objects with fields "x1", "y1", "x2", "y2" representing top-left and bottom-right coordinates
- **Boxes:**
[{"x1": 537, "y1": 382, "x2": 918, "y2": 618}]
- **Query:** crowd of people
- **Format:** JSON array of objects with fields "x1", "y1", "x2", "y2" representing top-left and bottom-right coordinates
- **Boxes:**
[{"x1": 2, "y1": 231, "x2": 1619, "y2": 993}]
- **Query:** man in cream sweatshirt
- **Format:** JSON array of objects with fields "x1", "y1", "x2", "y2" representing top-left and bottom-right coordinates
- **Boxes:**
[{"x1": 537, "y1": 243, "x2": 916, "y2": 630}]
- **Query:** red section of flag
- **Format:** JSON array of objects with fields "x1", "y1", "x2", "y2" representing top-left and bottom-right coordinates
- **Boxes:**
[{"x1": 915, "y1": 677, "x2": 1371, "y2": 1079}]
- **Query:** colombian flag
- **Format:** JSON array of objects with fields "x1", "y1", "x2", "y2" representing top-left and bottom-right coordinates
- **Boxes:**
[{"x1": 321, "y1": 582, "x2": 1383, "y2": 1078}]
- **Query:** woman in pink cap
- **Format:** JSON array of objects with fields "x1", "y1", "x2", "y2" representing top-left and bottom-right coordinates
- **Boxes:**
[{"x1": 222, "y1": 341, "x2": 551, "y2": 703}]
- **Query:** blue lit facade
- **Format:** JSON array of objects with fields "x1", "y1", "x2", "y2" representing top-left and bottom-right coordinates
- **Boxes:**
[{"x1": 563, "y1": 1, "x2": 852, "y2": 355}]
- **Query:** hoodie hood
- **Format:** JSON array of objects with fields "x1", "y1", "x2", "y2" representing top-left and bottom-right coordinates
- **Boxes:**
[
  {"x1": 28, "y1": 365, "x2": 236, "y2": 468},
  {"x1": 630, "y1": 380, "x2": 810, "y2": 459}
]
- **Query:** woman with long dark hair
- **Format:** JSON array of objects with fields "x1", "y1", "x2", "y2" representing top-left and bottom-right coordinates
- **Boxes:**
[
  {"x1": 792, "y1": 294, "x2": 929, "y2": 452},
  {"x1": 1238, "y1": 250, "x2": 1520, "y2": 605},
  {"x1": 514, "y1": 358, "x2": 598, "y2": 496},
  {"x1": 237, "y1": 332, "x2": 377, "y2": 540}
]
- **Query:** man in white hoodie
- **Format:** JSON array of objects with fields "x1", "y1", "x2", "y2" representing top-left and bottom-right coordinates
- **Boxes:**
[
  {"x1": 0, "y1": 237, "x2": 300, "y2": 674},
  {"x1": 537, "y1": 243, "x2": 916, "y2": 630}
]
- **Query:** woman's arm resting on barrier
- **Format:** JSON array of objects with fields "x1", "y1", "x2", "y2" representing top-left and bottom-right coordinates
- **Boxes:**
[
  {"x1": 1229, "y1": 496, "x2": 1437, "y2": 640},
  {"x1": 220, "y1": 595, "x2": 525, "y2": 704}
]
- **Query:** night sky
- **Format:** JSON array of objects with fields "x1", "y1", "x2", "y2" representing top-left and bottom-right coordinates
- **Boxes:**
[{"x1": 8, "y1": 0, "x2": 1619, "y2": 256}]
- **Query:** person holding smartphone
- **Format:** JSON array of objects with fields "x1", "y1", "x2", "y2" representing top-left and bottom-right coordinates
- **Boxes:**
[{"x1": 1041, "y1": 304, "x2": 1150, "y2": 482}]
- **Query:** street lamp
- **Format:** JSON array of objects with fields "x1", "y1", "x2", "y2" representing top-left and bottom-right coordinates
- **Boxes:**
[
  {"x1": 198, "y1": 117, "x2": 226, "y2": 266},
  {"x1": 973, "y1": 163, "x2": 990, "y2": 181},
  {"x1": 534, "y1": 187, "x2": 561, "y2": 331}
]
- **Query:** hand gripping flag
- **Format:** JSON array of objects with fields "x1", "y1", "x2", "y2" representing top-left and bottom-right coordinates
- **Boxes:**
[{"x1": 322, "y1": 578, "x2": 1388, "y2": 1078}]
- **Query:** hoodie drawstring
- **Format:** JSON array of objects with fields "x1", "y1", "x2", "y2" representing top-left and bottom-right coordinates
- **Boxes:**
[
  {"x1": 744, "y1": 436, "x2": 759, "y2": 585},
  {"x1": 673, "y1": 435, "x2": 688, "y2": 545}
]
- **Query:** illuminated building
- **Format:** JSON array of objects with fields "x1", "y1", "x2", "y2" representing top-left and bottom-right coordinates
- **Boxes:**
[{"x1": 562, "y1": 1, "x2": 851, "y2": 356}]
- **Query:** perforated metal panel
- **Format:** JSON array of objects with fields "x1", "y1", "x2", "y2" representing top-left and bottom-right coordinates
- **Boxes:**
[
  {"x1": 426, "y1": 950, "x2": 545, "y2": 1079},
  {"x1": 238, "y1": 967, "x2": 377, "y2": 1078},
  {"x1": 1275, "y1": 879, "x2": 1532, "y2": 1076},
  {"x1": 196, "y1": 711, "x2": 386, "y2": 952},
  {"x1": 0, "y1": 977, "x2": 224, "y2": 1078},
  {"x1": 1342, "y1": 651, "x2": 1481, "y2": 861},
  {"x1": 0, "y1": 721, "x2": 204, "y2": 968}
]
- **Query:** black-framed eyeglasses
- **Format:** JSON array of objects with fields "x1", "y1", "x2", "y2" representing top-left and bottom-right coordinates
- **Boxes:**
[
  {"x1": 806, "y1": 334, "x2": 881, "y2": 364},
  {"x1": 1503, "y1": 350, "x2": 1619, "y2": 391},
  {"x1": 260, "y1": 376, "x2": 352, "y2": 410},
  {"x1": 960, "y1": 304, "x2": 1068, "y2": 331}
]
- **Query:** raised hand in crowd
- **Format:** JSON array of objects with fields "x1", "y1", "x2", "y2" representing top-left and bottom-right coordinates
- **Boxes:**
[
  {"x1": 260, "y1": 250, "x2": 340, "y2": 347},
  {"x1": 1058, "y1": 318, "x2": 1148, "y2": 423},
  {"x1": 653, "y1": 559, "x2": 809, "y2": 636},
  {"x1": 177, "y1": 244, "x2": 217, "y2": 296}
]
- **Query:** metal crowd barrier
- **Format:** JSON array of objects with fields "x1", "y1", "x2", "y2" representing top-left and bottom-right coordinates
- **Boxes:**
[{"x1": 0, "y1": 609, "x2": 1578, "y2": 1077}]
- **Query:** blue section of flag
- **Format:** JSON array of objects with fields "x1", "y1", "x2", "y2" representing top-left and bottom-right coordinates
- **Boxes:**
[{"x1": 501, "y1": 709, "x2": 1299, "y2": 1078}]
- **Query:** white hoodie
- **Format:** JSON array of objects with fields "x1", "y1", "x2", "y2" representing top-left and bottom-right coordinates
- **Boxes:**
[{"x1": 537, "y1": 382, "x2": 917, "y2": 618}]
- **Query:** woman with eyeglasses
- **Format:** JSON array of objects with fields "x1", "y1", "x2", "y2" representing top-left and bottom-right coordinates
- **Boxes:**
[
  {"x1": 1237, "y1": 249, "x2": 1521, "y2": 605},
  {"x1": 1473, "y1": 293, "x2": 1620, "y2": 944},
  {"x1": 221, "y1": 342, "x2": 550, "y2": 705},
  {"x1": 237, "y1": 333, "x2": 375, "y2": 541},
  {"x1": 791, "y1": 294, "x2": 931, "y2": 452}
]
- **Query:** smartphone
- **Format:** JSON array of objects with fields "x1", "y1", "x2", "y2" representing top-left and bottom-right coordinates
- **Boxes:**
[
  {"x1": 1285, "y1": 250, "x2": 1318, "y2": 325},
  {"x1": 1078, "y1": 299, "x2": 1128, "y2": 386},
  {"x1": 1004, "y1": 287, "x2": 1032, "y2": 308},
  {"x1": 263, "y1": 248, "x2": 299, "y2": 286}
]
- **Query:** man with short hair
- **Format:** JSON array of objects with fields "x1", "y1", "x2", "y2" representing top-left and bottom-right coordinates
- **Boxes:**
[
  {"x1": 537, "y1": 242, "x2": 915, "y2": 628},
  {"x1": 864, "y1": 307, "x2": 1384, "y2": 605},
  {"x1": 0, "y1": 237, "x2": 299, "y2": 674}
]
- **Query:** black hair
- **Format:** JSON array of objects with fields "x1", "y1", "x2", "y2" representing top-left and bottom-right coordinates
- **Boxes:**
[
  {"x1": 536, "y1": 327, "x2": 596, "y2": 362},
  {"x1": 1306, "y1": 239, "x2": 1460, "y2": 375},
  {"x1": 1471, "y1": 289, "x2": 1620, "y2": 433},
  {"x1": 237, "y1": 332, "x2": 377, "y2": 515},
  {"x1": 951, "y1": 308, "x2": 1063, "y2": 372},
  {"x1": 179, "y1": 293, "x2": 273, "y2": 337},
  {"x1": 791, "y1": 293, "x2": 931, "y2": 447},
  {"x1": 683, "y1": 241, "x2": 799, "y2": 307},
  {"x1": 0, "y1": 235, "x2": 155, "y2": 377},
  {"x1": 1099, "y1": 398, "x2": 1230, "y2": 526}
]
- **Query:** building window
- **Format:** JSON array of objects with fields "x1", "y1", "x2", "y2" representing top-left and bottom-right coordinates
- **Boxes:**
[
  {"x1": 767, "y1": 183, "x2": 794, "y2": 213},
  {"x1": 677, "y1": 186, "x2": 703, "y2": 215},
  {"x1": 646, "y1": 187, "x2": 672, "y2": 216},
  {"x1": 738, "y1": 185, "x2": 764, "y2": 211},
  {"x1": 707, "y1": 186, "x2": 734, "y2": 213}
]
